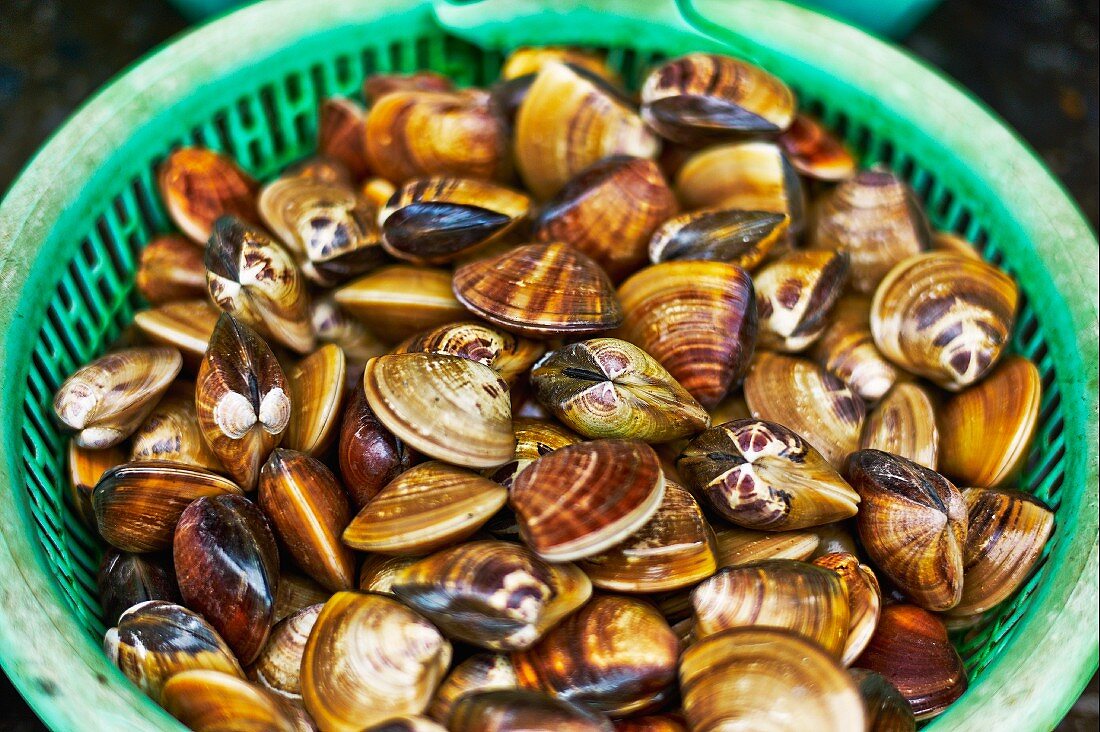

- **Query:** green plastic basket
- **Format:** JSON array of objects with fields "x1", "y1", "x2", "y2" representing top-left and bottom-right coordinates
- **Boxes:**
[{"x1": 0, "y1": 0, "x2": 1095, "y2": 729}]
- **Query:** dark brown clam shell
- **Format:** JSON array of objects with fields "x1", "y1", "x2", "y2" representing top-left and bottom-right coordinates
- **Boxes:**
[
  {"x1": 648, "y1": 208, "x2": 788, "y2": 271},
  {"x1": 98, "y1": 549, "x2": 180, "y2": 626},
  {"x1": 449, "y1": 689, "x2": 613, "y2": 732},
  {"x1": 848, "y1": 668, "x2": 916, "y2": 732},
  {"x1": 338, "y1": 381, "x2": 415, "y2": 509}
]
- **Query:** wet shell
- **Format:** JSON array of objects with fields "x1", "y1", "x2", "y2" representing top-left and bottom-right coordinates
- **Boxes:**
[
  {"x1": 617, "y1": 260, "x2": 757, "y2": 408},
  {"x1": 338, "y1": 381, "x2": 414, "y2": 508},
  {"x1": 310, "y1": 295, "x2": 389, "y2": 363},
  {"x1": 743, "y1": 352, "x2": 866, "y2": 467},
  {"x1": 342, "y1": 462, "x2": 508, "y2": 554},
  {"x1": 640, "y1": 53, "x2": 795, "y2": 143},
  {"x1": 93, "y1": 461, "x2": 243, "y2": 552},
  {"x1": 158, "y1": 147, "x2": 257, "y2": 244},
  {"x1": 161, "y1": 670, "x2": 306, "y2": 732},
  {"x1": 362, "y1": 353, "x2": 514, "y2": 468},
  {"x1": 811, "y1": 169, "x2": 930, "y2": 293},
  {"x1": 363, "y1": 72, "x2": 454, "y2": 103},
  {"x1": 453, "y1": 242, "x2": 624, "y2": 338},
  {"x1": 275, "y1": 571, "x2": 332, "y2": 623},
  {"x1": 195, "y1": 314, "x2": 291, "y2": 490},
  {"x1": 530, "y1": 338, "x2": 709, "y2": 442},
  {"x1": 812, "y1": 522, "x2": 860, "y2": 558},
  {"x1": 515, "y1": 62, "x2": 659, "y2": 199},
  {"x1": 132, "y1": 299, "x2": 221, "y2": 371},
  {"x1": 449, "y1": 689, "x2": 613, "y2": 732},
  {"x1": 533, "y1": 156, "x2": 678, "y2": 281},
  {"x1": 501, "y1": 47, "x2": 618, "y2": 83},
  {"x1": 813, "y1": 293, "x2": 899, "y2": 402},
  {"x1": 362, "y1": 716, "x2": 448, "y2": 732},
  {"x1": 648, "y1": 208, "x2": 788, "y2": 271},
  {"x1": 813, "y1": 552, "x2": 882, "y2": 665},
  {"x1": 97, "y1": 549, "x2": 180, "y2": 626},
  {"x1": 300, "y1": 591, "x2": 452, "y2": 731},
  {"x1": 53, "y1": 347, "x2": 182, "y2": 449},
  {"x1": 427, "y1": 654, "x2": 518, "y2": 723},
  {"x1": 677, "y1": 418, "x2": 860, "y2": 530},
  {"x1": 860, "y1": 382, "x2": 939, "y2": 469},
  {"x1": 579, "y1": 483, "x2": 718, "y2": 593},
  {"x1": 395, "y1": 321, "x2": 544, "y2": 387},
  {"x1": 319, "y1": 97, "x2": 372, "y2": 180},
  {"x1": 871, "y1": 252, "x2": 1018, "y2": 390},
  {"x1": 359, "y1": 555, "x2": 420, "y2": 595},
  {"x1": 854, "y1": 604, "x2": 967, "y2": 720},
  {"x1": 390, "y1": 540, "x2": 591, "y2": 651},
  {"x1": 680, "y1": 627, "x2": 865, "y2": 732},
  {"x1": 380, "y1": 177, "x2": 531, "y2": 265},
  {"x1": 284, "y1": 154, "x2": 354, "y2": 186},
  {"x1": 713, "y1": 527, "x2": 821, "y2": 567},
  {"x1": 129, "y1": 384, "x2": 223, "y2": 471},
  {"x1": 848, "y1": 669, "x2": 916, "y2": 732},
  {"x1": 259, "y1": 449, "x2": 356, "y2": 591},
  {"x1": 283, "y1": 345, "x2": 347, "y2": 456},
  {"x1": 778, "y1": 113, "x2": 857, "y2": 181},
  {"x1": 939, "y1": 355, "x2": 1040, "y2": 487},
  {"x1": 335, "y1": 265, "x2": 468, "y2": 344},
  {"x1": 205, "y1": 216, "x2": 315, "y2": 354},
  {"x1": 754, "y1": 249, "x2": 850, "y2": 352},
  {"x1": 846, "y1": 450, "x2": 967, "y2": 612},
  {"x1": 613, "y1": 716, "x2": 688, "y2": 732},
  {"x1": 68, "y1": 440, "x2": 126, "y2": 528},
  {"x1": 511, "y1": 438, "x2": 666, "y2": 562},
  {"x1": 249, "y1": 603, "x2": 323, "y2": 702},
  {"x1": 930, "y1": 230, "x2": 982, "y2": 260},
  {"x1": 512, "y1": 594, "x2": 680, "y2": 717},
  {"x1": 136, "y1": 234, "x2": 208, "y2": 304},
  {"x1": 104, "y1": 601, "x2": 243, "y2": 700},
  {"x1": 482, "y1": 418, "x2": 582, "y2": 488}
]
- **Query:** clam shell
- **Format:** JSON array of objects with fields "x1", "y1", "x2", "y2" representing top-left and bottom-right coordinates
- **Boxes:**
[
  {"x1": 502, "y1": 47, "x2": 618, "y2": 83},
  {"x1": 613, "y1": 716, "x2": 688, "y2": 732},
  {"x1": 453, "y1": 242, "x2": 624, "y2": 338},
  {"x1": 310, "y1": 295, "x2": 389, "y2": 363},
  {"x1": 158, "y1": 147, "x2": 257, "y2": 245},
  {"x1": 274, "y1": 570, "x2": 332, "y2": 623},
  {"x1": 136, "y1": 234, "x2": 208, "y2": 304},
  {"x1": 860, "y1": 382, "x2": 940, "y2": 469},
  {"x1": 362, "y1": 353, "x2": 514, "y2": 468},
  {"x1": 342, "y1": 462, "x2": 507, "y2": 554},
  {"x1": 359, "y1": 555, "x2": 420, "y2": 595},
  {"x1": 283, "y1": 345, "x2": 347, "y2": 456},
  {"x1": 97, "y1": 549, "x2": 180, "y2": 626},
  {"x1": 335, "y1": 265, "x2": 468, "y2": 344},
  {"x1": 870, "y1": 252, "x2": 1018, "y2": 390},
  {"x1": 68, "y1": 439, "x2": 125, "y2": 528},
  {"x1": 511, "y1": 438, "x2": 666, "y2": 562},
  {"x1": 53, "y1": 346, "x2": 182, "y2": 449},
  {"x1": 482, "y1": 418, "x2": 581, "y2": 488},
  {"x1": 713, "y1": 526, "x2": 821, "y2": 567},
  {"x1": 427, "y1": 654, "x2": 518, "y2": 723},
  {"x1": 813, "y1": 293, "x2": 899, "y2": 402},
  {"x1": 362, "y1": 716, "x2": 448, "y2": 732},
  {"x1": 811, "y1": 522, "x2": 860, "y2": 558},
  {"x1": 754, "y1": 249, "x2": 850, "y2": 352},
  {"x1": 161, "y1": 669, "x2": 305, "y2": 732},
  {"x1": 813, "y1": 552, "x2": 883, "y2": 665},
  {"x1": 846, "y1": 449, "x2": 967, "y2": 612},
  {"x1": 132, "y1": 299, "x2": 220, "y2": 371},
  {"x1": 617, "y1": 260, "x2": 757, "y2": 408},
  {"x1": 449, "y1": 689, "x2": 613, "y2": 732},
  {"x1": 778, "y1": 113, "x2": 857, "y2": 181},
  {"x1": 249, "y1": 603, "x2": 323, "y2": 702},
  {"x1": 362, "y1": 177, "x2": 398, "y2": 208},
  {"x1": 284, "y1": 154, "x2": 354, "y2": 186},
  {"x1": 930, "y1": 230, "x2": 982, "y2": 260},
  {"x1": 395, "y1": 321, "x2": 544, "y2": 387},
  {"x1": 300, "y1": 591, "x2": 452, "y2": 731},
  {"x1": 129, "y1": 384, "x2": 223, "y2": 471},
  {"x1": 848, "y1": 669, "x2": 916, "y2": 732},
  {"x1": 363, "y1": 72, "x2": 454, "y2": 103},
  {"x1": 338, "y1": 381, "x2": 415, "y2": 508},
  {"x1": 319, "y1": 97, "x2": 371, "y2": 180},
  {"x1": 648, "y1": 207, "x2": 788, "y2": 271}
]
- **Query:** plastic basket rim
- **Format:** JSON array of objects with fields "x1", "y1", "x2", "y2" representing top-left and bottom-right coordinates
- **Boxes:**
[{"x1": 0, "y1": 0, "x2": 1096, "y2": 730}]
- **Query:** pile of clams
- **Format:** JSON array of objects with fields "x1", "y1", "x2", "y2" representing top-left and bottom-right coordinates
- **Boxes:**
[{"x1": 55, "y1": 46, "x2": 1053, "y2": 732}]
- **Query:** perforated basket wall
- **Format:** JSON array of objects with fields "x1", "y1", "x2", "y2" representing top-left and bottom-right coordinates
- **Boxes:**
[{"x1": 0, "y1": 1, "x2": 1095, "y2": 730}]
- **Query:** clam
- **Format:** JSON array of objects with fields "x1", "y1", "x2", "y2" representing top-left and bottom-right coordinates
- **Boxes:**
[
  {"x1": 648, "y1": 208, "x2": 789, "y2": 271},
  {"x1": 846, "y1": 449, "x2": 967, "y2": 612},
  {"x1": 380, "y1": 177, "x2": 531, "y2": 264},
  {"x1": 449, "y1": 689, "x2": 613, "y2": 732},
  {"x1": 778, "y1": 113, "x2": 857, "y2": 181},
  {"x1": 713, "y1": 526, "x2": 821, "y2": 567},
  {"x1": 677, "y1": 418, "x2": 859, "y2": 530},
  {"x1": 362, "y1": 177, "x2": 397, "y2": 206},
  {"x1": 258, "y1": 175, "x2": 387, "y2": 286},
  {"x1": 680, "y1": 627, "x2": 865, "y2": 732},
  {"x1": 950, "y1": 487, "x2": 1054, "y2": 616},
  {"x1": 161, "y1": 670, "x2": 306, "y2": 731},
  {"x1": 319, "y1": 97, "x2": 372, "y2": 180},
  {"x1": 136, "y1": 234, "x2": 208, "y2": 304},
  {"x1": 195, "y1": 313, "x2": 291, "y2": 490},
  {"x1": 359, "y1": 555, "x2": 420, "y2": 595},
  {"x1": 754, "y1": 249, "x2": 850, "y2": 352},
  {"x1": 158, "y1": 147, "x2": 257, "y2": 244},
  {"x1": 812, "y1": 522, "x2": 860, "y2": 558},
  {"x1": 675, "y1": 142, "x2": 804, "y2": 231},
  {"x1": 515, "y1": 61, "x2": 659, "y2": 199},
  {"x1": 205, "y1": 216, "x2": 315, "y2": 353},
  {"x1": 53, "y1": 346, "x2": 182, "y2": 449},
  {"x1": 860, "y1": 382, "x2": 940, "y2": 469},
  {"x1": 613, "y1": 716, "x2": 688, "y2": 732},
  {"x1": 300, "y1": 591, "x2": 452, "y2": 731},
  {"x1": 104, "y1": 600, "x2": 243, "y2": 700},
  {"x1": 365, "y1": 90, "x2": 509, "y2": 183},
  {"x1": 338, "y1": 381, "x2": 414, "y2": 508},
  {"x1": 335, "y1": 264, "x2": 468, "y2": 344},
  {"x1": 390, "y1": 540, "x2": 591, "y2": 650},
  {"x1": 274, "y1": 570, "x2": 332, "y2": 623},
  {"x1": 939, "y1": 355, "x2": 1040, "y2": 487},
  {"x1": 530, "y1": 338, "x2": 709, "y2": 441},
  {"x1": 854, "y1": 604, "x2": 967, "y2": 720},
  {"x1": 579, "y1": 482, "x2": 718, "y2": 593},
  {"x1": 511, "y1": 438, "x2": 666, "y2": 562},
  {"x1": 427, "y1": 654, "x2": 518, "y2": 723},
  {"x1": 811, "y1": 169, "x2": 930, "y2": 293},
  {"x1": 67, "y1": 440, "x2": 125, "y2": 528},
  {"x1": 97, "y1": 549, "x2": 180, "y2": 626},
  {"x1": 395, "y1": 321, "x2": 544, "y2": 387},
  {"x1": 848, "y1": 669, "x2": 917, "y2": 732},
  {"x1": 512, "y1": 594, "x2": 680, "y2": 716},
  {"x1": 342, "y1": 461, "x2": 507, "y2": 554},
  {"x1": 284, "y1": 154, "x2": 354, "y2": 186},
  {"x1": 363, "y1": 71, "x2": 454, "y2": 103},
  {"x1": 871, "y1": 252, "x2": 1018, "y2": 390},
  {"x1": 174, "y1": 494, "x2": 279, "y2": 665},
  {"x1": 743, "y1": 352, "x2": 866, "y2": 467},
  {"x1": 259, "y1": 449, "x2": 356, "y2": 591},
  {"x1": 453, "y1": 242, "x2": 624, "y2": 338},
  {"x1": 283, "y1": 345, "x2": 347, "y2": 456},
  {"x1": 640, "y1": 53, "x2": 796, "y2": 143},
  {"x1": 310, "y1": 295, "x2": 389, "y2": 363},
  {"x1": 362, "y1": 717, "x2": 448, "y2": 732},
  {"x1": 931, "y1": 230, "x2": 982, "y2": 260},
  {"x1": 249, "y1": 603, "x2": 323, "y2": 702},
  {"x1": 617, "y1": 260, "x2": 757, "y2": 408},
  {"x1": 482, "y1": 418, "x2": 581, "y2": 488},
  {"x1": 813, "y1": 293, "x2": 899, "y2": 401},
  {"x1": 93, "y1": 461, "x2": 243, "y2": 552},
  {"x1": 501, "y1": 46, "x2": 618, "y2": 83},
  {"x1": 129, "y1": 384, "x2": 223, "y2": 471},
  {"x1": 132, "y1": 299, "x2": 220, "y2": 371},
  {"x1": 813, "y1": 552, "x2": 882, "y2": 665},
  {"x1": 362, "y1": 353, "x2": 513, "y2": 468},
  {"x1": 533, "y1": 156, "x2": 678, "y2": 281},
  {"x1": 691, "y1": 559, "x2": 849, "y2": 658}
]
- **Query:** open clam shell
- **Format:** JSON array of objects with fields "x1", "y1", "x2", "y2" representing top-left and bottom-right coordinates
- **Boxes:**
[
  {"x1": 648, "y1": 207, "x2": 789, "y2": 271},
  {"x1": 754, "y1": 249, "x2": 850, "y2": 353},
  {"x1": 158, "y1": 147, "x2": 258, "y2": 245},
  {"x1": 283, "y1": 344, "x2": 347, "y2": 456},
  {"x1": 860, "y1": 382, "x2": 939, "y2": 470},
  {"x1": 335, "y1": 264, "x2": 468, "y2": 344}
]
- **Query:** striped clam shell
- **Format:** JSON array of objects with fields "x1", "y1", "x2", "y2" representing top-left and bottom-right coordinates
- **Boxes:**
[
  {"x1": 335, "y1": 265, "x2": 468, "y2": 344},
  {"x1": 482, "y1": 417, "x2": 582, "y2": 489},
  {"x1": 428, "y1": 654, "x2": 518, "y2": 724},
  {"x1": 647, "y1": 208, "x2": 789, "y2": 271},
  {"x1": 754, "y1": 249, "x2": 850, "y2": 353},
  {"x1": 778, "y1": 113, "x2": 856, "y2": 182},
  {"x1": 395, "y1": 320, "x2": 545, "y2": 387},
  {"x1": 813, "y1": 552, "x2": 882, "y2": 665},
  {"x1": 860, "y1": 382, "x2": 940, "y2": 470},
  {"x1": 812, "y1": 293, "x2": 898, "y2": 402},
  {"x1": 449, "y1": 689, "x2": 613, "y2": 732},
  {"x1": 848, "y1": 669, "x2": 916, "y2": 732},
  {"x1": 713, "y1": 526, "x2": 820, "y2": 568},
  {"x1": 133, "y1": 299, "x2": 220, "y2": 372},
  {"x1": 158, "y1": 147, "x2": 258, "y2": 245}
]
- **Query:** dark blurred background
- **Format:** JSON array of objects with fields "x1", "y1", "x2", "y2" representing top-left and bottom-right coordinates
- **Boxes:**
[{"x1": 0, "y1": 0, "x2": 1097, "y2": 729}]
